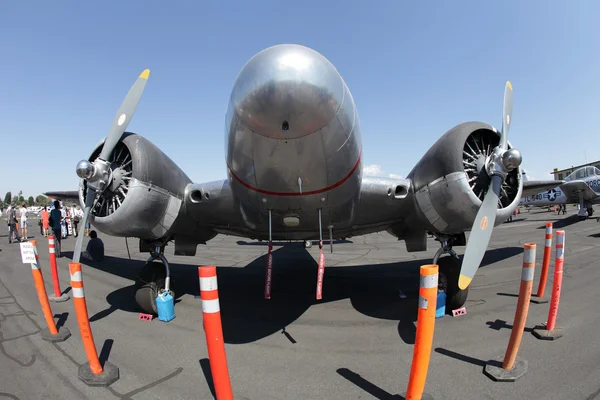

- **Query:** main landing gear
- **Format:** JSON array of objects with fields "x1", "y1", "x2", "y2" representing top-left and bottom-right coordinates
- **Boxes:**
[
  {"x1": 135, "y1": 246, "x2": 173, "y2": 315},
  {"x1": 432, "y1": 235, "x2": 469, "y2": 310}
]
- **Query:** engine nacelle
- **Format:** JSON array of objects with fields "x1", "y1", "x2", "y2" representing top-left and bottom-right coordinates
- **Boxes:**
[
  {"x1": 79, "y1": 132, "x2": 192, "y2": 240},
  {"x1": 406, "y1": 122, "x2": 522, "y2": 235}
]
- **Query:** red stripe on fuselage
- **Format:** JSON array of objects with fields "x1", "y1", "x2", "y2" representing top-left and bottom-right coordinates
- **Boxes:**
[{"x1": 228, "y1": 150, "x2": 362, "y2": 197}]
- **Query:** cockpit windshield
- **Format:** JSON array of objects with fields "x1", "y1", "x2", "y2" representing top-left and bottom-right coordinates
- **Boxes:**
[{"x1": 564, "y1": 166, "x2": 600, "y2": 182}]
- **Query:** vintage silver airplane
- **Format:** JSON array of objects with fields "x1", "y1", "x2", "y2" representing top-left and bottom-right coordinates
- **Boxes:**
[
  {"x1": 520, "y1": 165, "x2": 600, "y2": 219},
  {"x1": 46, "y1": 44, "x2": 558, "y2": 316}
]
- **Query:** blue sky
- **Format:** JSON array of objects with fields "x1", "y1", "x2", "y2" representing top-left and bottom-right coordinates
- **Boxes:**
[{"x1": 1, "y1": 1, "x2": 598, "y2": 198}]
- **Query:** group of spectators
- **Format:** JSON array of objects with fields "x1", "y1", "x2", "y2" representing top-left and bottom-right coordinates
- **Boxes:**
[
  {"x1": 4, "y1": 200, "x2": 103, "y2": 261},
  {"x1": 39, "y1": 203, "x2": 86, "y2": 239},
  {"x1": 5, "y1": 203, "x2": 29, "y2": 243}
]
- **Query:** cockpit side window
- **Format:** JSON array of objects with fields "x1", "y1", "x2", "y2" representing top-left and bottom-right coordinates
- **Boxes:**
[{"x1": 586, "y1": 166, "x2": 595, "y2": 177}]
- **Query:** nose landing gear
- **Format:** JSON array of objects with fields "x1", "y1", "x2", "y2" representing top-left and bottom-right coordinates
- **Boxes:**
[
  {"x1": 134, "y1": 246, "x2": 174, "y2": 315},
  {"x1": 432, "y1": 235, "x2": 469, "y2": 311}
]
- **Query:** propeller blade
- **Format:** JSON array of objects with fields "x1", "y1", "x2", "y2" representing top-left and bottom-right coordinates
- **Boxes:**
[
  {"x1": 458, "y1": 175, "x2": 503, "y2": 290},
  {"x1": 499, "y1": 81, "x2": 513, "y2": 150},
  {"x1": 72, "y1": 188, "x2": 96, "y2": 263},
  {"x1": 98, "y1": 69, "x2": 150, "y2": 161}
]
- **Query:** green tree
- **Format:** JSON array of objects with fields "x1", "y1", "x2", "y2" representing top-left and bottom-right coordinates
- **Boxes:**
[
  {"x1": 36, "y1": 195, "x2": 51, "y2": 207},
  {"x1": 28, "y1": 196, "x2": 34, "y2": 206},
  {"x1": 3, "y1": 192, "x2": 11, "y2": 204},
  {"x1": 18, "y1": 195, "x2": 24, "y2": 204}
]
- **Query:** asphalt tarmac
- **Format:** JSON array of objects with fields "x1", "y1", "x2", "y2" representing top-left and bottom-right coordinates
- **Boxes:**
[{"x1": 1, "y1": 210, "x2": 599, "y2": 400}]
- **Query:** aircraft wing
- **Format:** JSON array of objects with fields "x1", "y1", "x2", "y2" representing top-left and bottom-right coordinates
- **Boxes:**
[
  {"x1": 43, "y1": 190, "x2": 80, "y2": 202},
  {"x1": 522, "y1": 180, "x2": 564, "y2": 198},
  {"x1": 558, "y1": 180, "x2": 600, "y2": 203}
]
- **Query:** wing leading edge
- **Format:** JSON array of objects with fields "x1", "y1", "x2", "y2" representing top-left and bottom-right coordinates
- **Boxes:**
[{"x1": 558, "y1": 180, "x2": 600, "y2": 203}]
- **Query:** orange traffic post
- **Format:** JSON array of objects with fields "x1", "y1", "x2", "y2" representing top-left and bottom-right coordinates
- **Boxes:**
[
  {"x1": 264, "y1": 241, "x2": 273, "y2": 299},
  {"x1": 47, "y1": 235, "x2": 70, "y2": 302},
  {"x1": 403, "y1": 264, "x2": 438, "y2": 400},
  {"x1": 264, "y1": 209, "x2": 273, "y2": 300},
  {"x1": 25, "y1": 240, "x2": 71, "y2": 343},
  {"x1": 315, "y1": 240, "x2": 326, "y2": 300},
  {"x1": 532, "y1": 223, "x2": 552, "y2": 304},
  {"x1": 533, "y1": 230, "x2": 565, "y2": 340},
  {"x1": 199, "y1": 266, "x2": 234, "y2": 400},
  {"x1": 69, "y1": 262, "x2": 119, "y2": 387},
  {"x1": 484, "y1": 243, "x2": 536, "y2": 382}
]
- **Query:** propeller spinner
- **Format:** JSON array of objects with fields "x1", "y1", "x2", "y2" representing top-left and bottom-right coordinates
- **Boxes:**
[
  {"x1": 72, "y1": 69, "x2": 150, "y2": 263},
  {"x1": 458, "y1": 81, "x2": 521, "y2": 290}
]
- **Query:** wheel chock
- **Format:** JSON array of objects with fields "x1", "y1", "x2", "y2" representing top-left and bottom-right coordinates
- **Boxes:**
[
  {"x1": 138, "y1": 313, "x2": 153, "y2": 321},
  {"x1": 452, "y1": 307, "x2": 467, "y2": 317}
]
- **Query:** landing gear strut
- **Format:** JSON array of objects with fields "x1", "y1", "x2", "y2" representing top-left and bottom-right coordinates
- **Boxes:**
[
  {"x1": 134, "y1": 246, "x2": 173, "y2": 315},
  {"x1": 432, "y1": 236, "x2": 469, "y2": 311}
]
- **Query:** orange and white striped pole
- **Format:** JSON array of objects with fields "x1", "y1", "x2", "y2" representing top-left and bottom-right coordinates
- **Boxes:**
[
  {"x1": 27, "y1": 240, "x2": 71, "y2": 343},
  {"x1": 533, "y1": 223, "x2": 552, "y2": 303},
  {"x1": 503, "y1": 243, "x2": 536, "y2": 369},
  {"x1": 264, "y1": 210, "x2": 273, "y2": 299},
  {"x1": 48, "y1": 235, "x2": 69, "y2": 302},
  {"x1": 199, "y1": 266, "x2": 234, "y2": 400},
  {"x1": 264, "y1": 241, "x2": 273, "y2": 299},
  {"x1": 315, "y1": 209, "x2": 326, "y2": 300},
  {"x1": 69, "y1": 262, "x2": 119, "y2": 386},
  {"x1": 533, "y1": 230, "x2": 565, "y2": 340},
  {"x1": 315, "y1": 240, "x2": 326, "y2": 300},
  {"x1": 404, "y1": 264, "x2": 438, "y2": 400},
  {"x1": 484, "y1": 243, "x2": 535, "y2": 382}
]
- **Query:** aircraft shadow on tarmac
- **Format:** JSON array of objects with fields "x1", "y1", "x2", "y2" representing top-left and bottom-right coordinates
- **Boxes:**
[
  {"x1": 61, "y1": 245, "x2": 522, "y2": 345},
  {"x1": 536, "y1": 215, "x2": 582, "y2": 230},
  {"x1": 236, "y1": 239, "x2": 353, "y2": 246}
]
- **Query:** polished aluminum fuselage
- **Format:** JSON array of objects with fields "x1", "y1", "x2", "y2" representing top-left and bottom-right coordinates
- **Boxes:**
[{"x1": 225, "y1": 44, "x2": 362, "y2": 237}]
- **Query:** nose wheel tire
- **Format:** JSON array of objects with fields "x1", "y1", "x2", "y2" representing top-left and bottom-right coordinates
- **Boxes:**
[
  {"x1": 438, "y1": 256, "x2": 469, "y2": 311},
  {"x1": 134, "y1": 261, "x2": 173, "y2": 315}
]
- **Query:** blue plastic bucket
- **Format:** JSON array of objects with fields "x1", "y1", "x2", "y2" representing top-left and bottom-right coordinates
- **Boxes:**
[
  {"x1": 436, "y1": 291, "x2": 446, "y2": 319},
  {"x1": 156, "y1": 291, "x2": 176, "y2": 322}
]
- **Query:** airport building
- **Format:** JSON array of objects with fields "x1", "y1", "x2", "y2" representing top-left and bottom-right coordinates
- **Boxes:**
[{"x1": 553, "y1": 160, "x2": 600, "y2": 180}]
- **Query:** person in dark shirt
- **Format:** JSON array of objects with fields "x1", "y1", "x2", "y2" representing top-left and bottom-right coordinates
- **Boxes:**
[
  {"x1": 83, "y1": 230, "x2": 104, "y2": 261},
  {"x1": 50, "y1": 201, "x2": 63, "y2": 257},
  {"x1": 7, "y1": 205, "x2": 23, "y2": 243}
]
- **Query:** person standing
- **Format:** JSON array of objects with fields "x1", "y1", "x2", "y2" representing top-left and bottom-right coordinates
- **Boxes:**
[
  {"x1": 5, "y1": 205, "x2": 10, "y2": 237},
  {"x1": 50, "y1": 201, "x2": 63, "y2": 257},
  {"x1": 19, "y1": 203, "x2": 28, "y2": 240},
  {"x1": 41, "y1": 207, "x2": 49, "y2": 237},
  {"x1": 8, "y1": 204, "x2": 23, "y2": 243},
  {"x1": 72, "y1": 206, "x2": 82, "y2": 237},
  {"x1": 59, "y1": 205, "x2": 67, "y2": 238}
]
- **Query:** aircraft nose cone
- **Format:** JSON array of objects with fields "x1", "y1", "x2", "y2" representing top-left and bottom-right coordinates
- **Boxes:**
[
  {"x1": 502, "y1": 148, "x2": 522, "y2": 171},
  {"x1": 228, "y1": 44, "x2": 345, "y2": 139}
]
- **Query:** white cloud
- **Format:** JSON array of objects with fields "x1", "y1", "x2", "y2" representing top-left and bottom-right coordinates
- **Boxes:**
[
  {"x1": 363, "y1": 164, "x2": 383, "y2": 176},
  {"x1": 363, "y1": 164, "x2": 403, "y2": 179}
]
